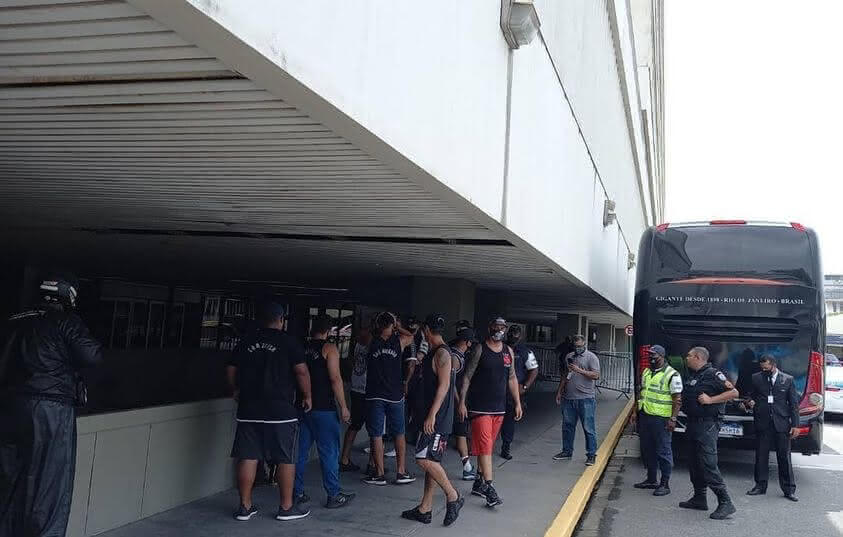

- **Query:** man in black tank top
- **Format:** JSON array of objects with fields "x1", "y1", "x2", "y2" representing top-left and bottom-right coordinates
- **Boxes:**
[
  {"x1": 293, "y1": 316, "x2": 355, "y2": 509},
  {"x1": 401, "y1": 314, "x2": 464, "y2": 526},
  {"x1": 363, "y1": 312, "x2": 417, "y2": 486},
  {"x1": 458, "y1": 316, "x2": 523, "y2": 508}
]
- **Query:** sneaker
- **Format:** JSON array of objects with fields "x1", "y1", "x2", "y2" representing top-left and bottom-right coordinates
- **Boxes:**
[
  {"x1": 401, "y1": 506, "x2": 432, "y2": 524},
  {"x1": 484, "y1": 482, "x2": 503, "y2": 508},
  {"x1": 364, "y1": 463, "x2": 376, "y2": 477},
  {"x1": 553, "y1": 452, "x2": 573, "y2": 461},
  {"x1": 233, "y1": 504, "x2": 258, "y2": 521},
  {"x1": 340, "y1": 460, "x2": 360, "y2": 472},
  {"x1": 385, "y1": 448, "x2": 397, "y2": 458},
  {"x1": 585, "y1": 455, "x2": 596, "y2": 466},
  {"x1": 275, "y1": 503, "x2": 310, "y2": 521},
  {"x1": 294, "y1": 492, "x2": 310, "y2": 505},
  {"x1": 326, "y1": 491, "x2": 356, "y2": 509},
  {"x1": 444, "y1": 494, "x2": 464, "y2": 526},
  {"x1": 396, "y1": 472, "x2": 417, "y2": 485},
  {"x1": 471, "y1": 476, "x2": 487, "y2": 498},
  {"x1": 633, "y1": 480, "x2": 659, "y2": 490},
  {"x1": 462, "y1": 468, "x2": 477, "y2": 481},
  {"x1": 500, "y1": 449, "x2": 513, "y2": 460},
  {"x1": 363, "y1": 474, "x2": 388, "y2": 486}
]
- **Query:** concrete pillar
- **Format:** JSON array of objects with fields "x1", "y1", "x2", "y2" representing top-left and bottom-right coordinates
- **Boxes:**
[
  {"x1": 555, "y1": 313, "x2": 579, "y2": 343},
  {"x1": 411, "y1": 277, "x2": 476, "y2": 339},
  {"x1": 615, "y1": 327, "x2": 630, "y2": 353},
  {"x1": 473, "y1": 289, "x2": 506, "y2": 338}
]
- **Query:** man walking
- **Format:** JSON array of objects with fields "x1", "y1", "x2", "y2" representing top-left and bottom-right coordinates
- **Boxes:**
[
  {"x1": 554, "y1": 335, "x2": 600, "y2": 465},
  {"x1": 0, "y1": 273, "x2": 103, "y2": 537},
  {"x1": 501, "y1": 325, "x2": 538, "y2": 459},
  {"x1": 745, "y1": 354, "x2": 799, "y2": 501},
  {"x1": 294, "y1": 315, "x2": 355, "y2": 509},
  {"x1": 679, "y1": 346, "x2": 739, "y2": 520},
  {"x1": 364, "y1": 312, "x2": 416, "y2": 486},
  {"x1": 450, "y1": 325, "x2": 476, "y2": 480},
  {"x1": 633, "y1": 344, "x2": 682, "y2": 496},
  {"x1": 459, "y1": 316, "x2": 523, "y2": 508},
  {"x1": 401, "y1": 315, "x2": 464, "y2": 526},
  {"x1": 226, "y1": 301, "x2": 312, "y2": 522}
]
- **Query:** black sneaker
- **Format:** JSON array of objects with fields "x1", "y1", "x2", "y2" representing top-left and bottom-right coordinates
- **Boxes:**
[
  {"x1": 553, "y1": 452, "x2": 573, "y2": 461},
  {"x1": 275, "y1": 503, "x2": 310, "y2": 521},
  {"x1": 634, "y1": 480, "x2": 659, "y2": 489},
  {"x1": 233, "y1": 504, "x2": 258, "y2": 521},
  {"x1": 444, "y1": 494, "x2": 464, "y2": 526},
  {"x1": 396, "y1": 472, "x2": 416, "y2": 485},
  {"x1": 340, "y1": 460, "x2": 360, "y2": 472},
  {"x1": 326, "y1": 491, "x2": 356, "y2": 509},
  {"x1": 500, "y1": 443, "x2": 513, "y2": 460},
  {"x1": 585, "y1": 455, "x2": 596, "y2": 466},
  {"x1": 401, "y1": 506, "x2": 432, "y2": 524},
  {"x1": 484, "y1": 482, "x2": 503, "y2": 508},
  {"x1": 471, "y1": 476, "x2": 487, "y2": 498},
  {"x1": 294, "y1": 492, "x2": 310, "y2": 505},
  {"x1": 363, "y1": 474, "x2": 387, "y2": 486}
]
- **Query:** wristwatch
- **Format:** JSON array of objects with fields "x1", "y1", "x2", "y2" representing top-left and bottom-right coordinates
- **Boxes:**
[
  {"x1": 668, "y1": 417, "x2": 677, "y2": 423},
  {"x1": 522, "y1": 384, "x2": 529, "y2": 392}
]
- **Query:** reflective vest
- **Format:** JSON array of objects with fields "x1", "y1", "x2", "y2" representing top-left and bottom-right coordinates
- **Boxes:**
[{"x1": 639, "y1": 366, "x2": 678, "y2": 418}]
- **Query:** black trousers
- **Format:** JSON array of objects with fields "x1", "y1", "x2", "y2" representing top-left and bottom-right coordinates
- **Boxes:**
[
  {"x1": 501, "y1": 394, "x2": 526, "y2": 448},
  {"x1": 754, "y1": 423, "x2": 796, "y2": 494},
  {"x1": 0, "y1": 398, "x2": 77, "y2": 537},
  {"x1": 686, "y1": 419, "x2": 728, "y2": 495}
]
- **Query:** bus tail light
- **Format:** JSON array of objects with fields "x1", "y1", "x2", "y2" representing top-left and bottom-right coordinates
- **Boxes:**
[
  {"x1": 655, "y1": 223, "x2": 670, "y2": 232},
  {"x1": 791, "y1": 222, "x2": 807, "y2": 232},
  {"x1": 638, "y1": 345, "x2": 651, "y2": 376},
  {"x1": 799, "y1": 351, "x2": 824, "y2": 416},
  {"x1": 793, "y1": 426, "x2": 811, "y2": 437}
]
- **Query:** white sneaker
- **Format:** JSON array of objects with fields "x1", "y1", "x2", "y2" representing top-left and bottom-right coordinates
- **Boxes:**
[{"x1": 385, "y1": 448, "x2": 397, "y2": 458}]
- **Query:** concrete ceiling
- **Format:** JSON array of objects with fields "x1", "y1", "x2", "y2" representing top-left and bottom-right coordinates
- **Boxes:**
[{"x1": 0, "y1": 0, "x2": 629, "y2": 325}]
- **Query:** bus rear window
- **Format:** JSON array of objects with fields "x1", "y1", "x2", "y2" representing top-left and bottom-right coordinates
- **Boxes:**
[{"x1": 649, "y1": 226, "x2": 816, "y2": 286}]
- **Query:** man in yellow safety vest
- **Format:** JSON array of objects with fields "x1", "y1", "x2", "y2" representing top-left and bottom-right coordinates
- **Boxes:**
[{"x1": 634, "y1": 344, "x2": 683, "y2": 496}]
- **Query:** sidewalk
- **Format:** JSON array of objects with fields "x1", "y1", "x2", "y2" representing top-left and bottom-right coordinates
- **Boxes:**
[{"x1": 98, "y1": 384, "x2": 629, "y2": 537}]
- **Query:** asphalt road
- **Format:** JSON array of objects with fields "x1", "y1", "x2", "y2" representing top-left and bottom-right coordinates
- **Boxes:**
[{"x1": 592, "y1": 415, "x2": 843, "y2": 537}]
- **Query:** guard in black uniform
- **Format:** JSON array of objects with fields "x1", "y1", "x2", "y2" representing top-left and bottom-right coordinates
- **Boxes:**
[
  {"x1": 679, "y1": 346, "x2": 739, "y2": 520},
  {"x1": 0, "y1": 273, "x2": 104, "y2": 537}
]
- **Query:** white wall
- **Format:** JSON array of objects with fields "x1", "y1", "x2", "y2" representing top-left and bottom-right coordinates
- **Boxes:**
[
  {"x1": 69, "y1": 399, "x2": 235, "y2": 537},
  {"x1": 182, "y1": 0, "x2": 510, "y2": 221}
]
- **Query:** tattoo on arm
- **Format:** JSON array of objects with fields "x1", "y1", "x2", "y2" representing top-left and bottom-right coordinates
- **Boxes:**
[{"x1": 460, "y1": 344, "x2": 482, "y2": 402}]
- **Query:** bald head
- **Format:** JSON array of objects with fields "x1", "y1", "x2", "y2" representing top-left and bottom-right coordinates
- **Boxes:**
[{"x1": 686, "y1": 346, "x2": 711, "y2": 371}]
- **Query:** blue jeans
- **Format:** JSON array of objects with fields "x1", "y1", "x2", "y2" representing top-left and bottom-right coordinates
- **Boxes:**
[
  {"x1": 561, "y1": 398, "x2": 597, "y2": 457},
  {"x1": 294, "y1": 410, "x2": 341, "y2": 498},
  {"x1": 638, "y1": 412, "x2": 673, "y2": 481}
]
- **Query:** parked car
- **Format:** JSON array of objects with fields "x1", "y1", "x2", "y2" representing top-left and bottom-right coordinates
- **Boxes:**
[
  {"x1": 826, "y1": 365, "x2": 843, "y2": 415},
  {"x1": 825, "y1": 353, "x2": 841, "y2": 367}
]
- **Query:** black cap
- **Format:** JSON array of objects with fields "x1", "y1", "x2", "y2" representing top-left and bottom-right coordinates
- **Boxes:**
[
  {"x1": 455, "y1": 327, "x2": 476, "y2": 342},
  {"x1": 424, "y1": 313, "x2": 446, "y2": 334},
  {"x1": 489, "y1": 315, "x2": 507, "y2": 325}
]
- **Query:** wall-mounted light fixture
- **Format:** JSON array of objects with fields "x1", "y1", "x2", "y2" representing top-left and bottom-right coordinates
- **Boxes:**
[
  {"x1": 500, "y1": 0, "x2": 541, "y2": 49},
  {"x1": 603, "y1": 199, "x2": 617, "y2": 227}
]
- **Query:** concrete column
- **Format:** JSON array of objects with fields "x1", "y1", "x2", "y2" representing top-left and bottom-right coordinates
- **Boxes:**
[
  {"x1": 555, "y1": 313, "x2": 579, "y2": 343},
  {"x1": 615, "y1": 327, "x2": 630, "y2": 352},
  {"x1": 411, "y1": 277, "x2": 476, "y2": 339}
]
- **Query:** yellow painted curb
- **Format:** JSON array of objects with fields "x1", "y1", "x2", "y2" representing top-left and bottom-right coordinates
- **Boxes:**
[{"x1": 543, "y1": 397, "x2": 635, "y2": 537}]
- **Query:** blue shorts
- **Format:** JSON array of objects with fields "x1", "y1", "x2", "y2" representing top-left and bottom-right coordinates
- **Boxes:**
[{"x1": 366, "y1": 399, "x2": 406, "y2": 438}]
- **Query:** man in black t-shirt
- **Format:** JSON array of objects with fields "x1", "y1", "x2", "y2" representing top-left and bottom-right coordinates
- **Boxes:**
[
  {"x1": 226, "y1": 301, "x2": 312, "y2": 522},
  {"x1": 401, "y1": 314, "x2": 463, "y2": 526}
]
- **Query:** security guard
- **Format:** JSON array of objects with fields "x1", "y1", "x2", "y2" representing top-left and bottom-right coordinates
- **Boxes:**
[
  {"x1": 634, "y1": 345, "x2": 682, "y2": 496},
  {"x1": 679, "y1": 346, "x2": 739, "y2": 520}
]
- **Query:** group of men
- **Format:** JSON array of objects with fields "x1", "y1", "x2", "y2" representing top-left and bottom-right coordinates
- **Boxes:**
[
  {"x1": 635, "y1": 345, "x2": 801, "y2": 522},
  {"x1": 226, "y1": 303, "x2": 554, "y2": 526}
]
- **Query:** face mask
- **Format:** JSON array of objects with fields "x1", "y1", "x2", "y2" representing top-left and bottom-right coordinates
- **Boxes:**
[
  {"x1": 491, "y1": 330, "x2": 506, "y2": 341},
  {"x1": 649, "y1": 357, "x2": 661, "y2": 369},
  {"x1": 575, "y1": 346, "x2": 585, "y2": 355}
]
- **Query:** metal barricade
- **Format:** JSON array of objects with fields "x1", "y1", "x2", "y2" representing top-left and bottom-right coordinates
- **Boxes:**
[
  {"x1": 535, "y1": 347, "x2": 561, "y2": 382},
  {"x1": 594, "y1": 351, "x2": 633, "y2": 399}
]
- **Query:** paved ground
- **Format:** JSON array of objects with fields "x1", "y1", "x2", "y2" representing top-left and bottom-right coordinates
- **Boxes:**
[
  {"x1": 578, "y1": 414, "x2": 843, "y2": 537},
  {"x1": 99, "y1": 383, "x2": 629, "y2": 537}
]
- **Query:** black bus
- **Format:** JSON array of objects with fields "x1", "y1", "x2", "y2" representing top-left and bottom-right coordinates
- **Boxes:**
[{"x1": 633, "y1": 221, "x2": 825, "y2": 455}]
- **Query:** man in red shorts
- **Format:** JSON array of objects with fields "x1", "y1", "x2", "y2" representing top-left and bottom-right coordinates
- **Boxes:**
[{"x1": 458, "y1": 316, "x2": 523, "y2": 507}]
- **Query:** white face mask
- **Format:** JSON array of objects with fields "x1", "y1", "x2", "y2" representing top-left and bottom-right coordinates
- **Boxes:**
[{"x1": 491, "y1": 330, "x2": 506, "y2": 341}]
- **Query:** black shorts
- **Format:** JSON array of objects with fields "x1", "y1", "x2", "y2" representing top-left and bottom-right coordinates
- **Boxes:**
[
  {"x1": 349, "y1": 392, "x2": 367, "y2": 431},
  {"x1": 452, "y1": 413, "x2": 469, "y2": 437},
  {"x1": 231, "y1": 420, "x2": 298, "y2": 465},
  {"x1": 415, "y1": 431, "x2": 449, "y2": 463}
]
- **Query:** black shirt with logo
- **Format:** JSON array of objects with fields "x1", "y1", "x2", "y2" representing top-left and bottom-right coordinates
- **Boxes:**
[
  {"x1": 467, "y1": 342, "x2": 512, "y2": 415},
  {"x1": 228, "y1": 327, "x2": 305, "y2": 422},
  {"x1": 365, "y1": 333, "x2": 404, "y2": 403},
  {"x1": 303, "y1": 339, "x2": 335, "y2": 411},
  {"x1": 681, "y1": 363, "x2": 731, "y2": 418}
]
